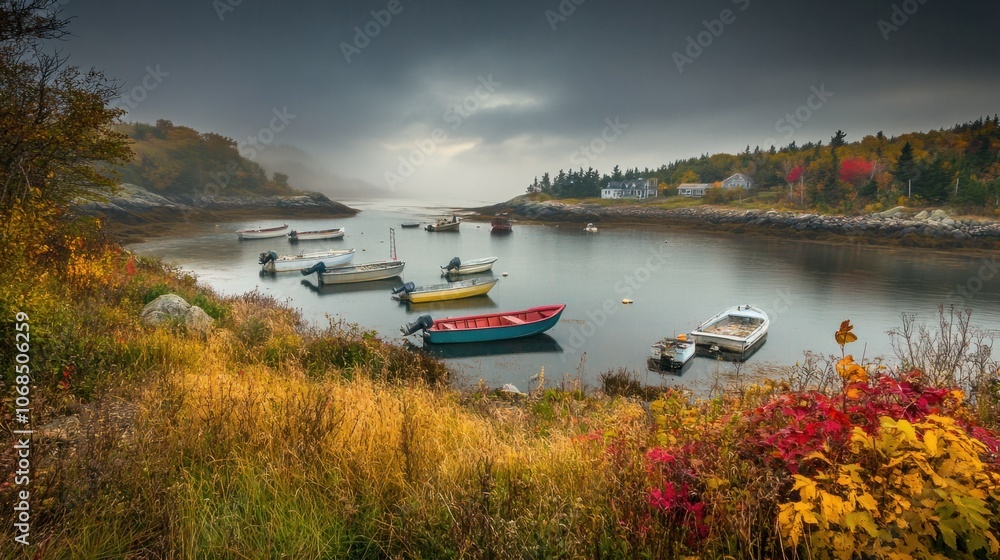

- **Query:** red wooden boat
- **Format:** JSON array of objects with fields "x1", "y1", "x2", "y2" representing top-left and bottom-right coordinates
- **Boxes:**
[{"x1": 401, "y1": 304, "x2": 565, "y2": 344}]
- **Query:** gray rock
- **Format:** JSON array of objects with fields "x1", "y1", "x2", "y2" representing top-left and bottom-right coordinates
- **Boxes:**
[
  {"x1": 913, "y1": 210, "x2": 929, "y2": 221},
  {"x1": 930, "y1": 209, "x2": 949, "y2": 221},
  {"x1": 141, "y1": 294, "x2": 214, "y2": 334},
  {"x1": 880, "y1": 206, "x2": 906, "y2": 218}
]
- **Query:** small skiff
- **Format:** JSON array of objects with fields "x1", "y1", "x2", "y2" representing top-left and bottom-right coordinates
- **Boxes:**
[
  {"x1": 259, "y1": 248, "x2": 355, "y2": 273},
  {"x1": 236, "y1": 224, "x2": 289, "y2": 239},
  {"x1": 426, "y1": 216, "x2": 461, "y2": 232},
  {"x1": 441, "y1": 256, "x2": 498, "y2": 276},
  {"x1": 401, "y1": 304, "x2": 565, "y2": 344},
  {"x1": 648, "y1": 333, "x2": 696, "y2": 370},
  {"x1": 690, "y1": 305, "x2": 769, "y2": 356},
  {"x1": 391, "y1": 277, "x2": 497, "y2": 303},
  {"x1": 288, "y1": 227, "x2": 345, "y2": 241}
]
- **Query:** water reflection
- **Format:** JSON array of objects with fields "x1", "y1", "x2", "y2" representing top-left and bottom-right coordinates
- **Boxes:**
[
  {"x1": 300, "y1": 278, "x2": 402, "y2": 295},
  {"x1": 405, "y1": 333, "x2": 563, "y2": 359},
  {"x1": 400, "y1": 296, "x2": 499, "y2": 313}
]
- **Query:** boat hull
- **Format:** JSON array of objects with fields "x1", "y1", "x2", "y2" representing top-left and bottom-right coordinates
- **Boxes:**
[
  {"x1": 318, "y1": 260, "x2": 405, "y2": 284},
  {"x1": 426, "y1": 221, "x2": 460, "y2": 232},
  {"x1": 648, "y1": 337, "x2": 696, "y2": 370},
  {"x1": 397, "y1": 278, "x2": 497, "y2": 303},
  {"x1": 423, "y1": 305, "x2": 565, "y2": 344},
  {"x1": 262, "y1": 250, "x2": 355, "y2": 273}
]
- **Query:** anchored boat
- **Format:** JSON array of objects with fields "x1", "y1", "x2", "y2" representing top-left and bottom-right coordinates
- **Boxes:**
[
  {"x1": 236, "y1": 224, "x2": 289, "y2": 239},
  {"x1": 310, "y1": 228, "x2": 405, "y2": 284},
  {"x1": 260, "y1": 248, "x2": 355, "y2": 273},
  {"x1": 401, "y1": 304, "x2": 565, "y2": 344},
  {"x1": 690, "y1": 305, "x2": 769, "y2": 357},
  {"x1": 426, "y1": 216, "x2": 461, "y2": 232},
  {"x1": 648, "y1": 333, "x2": 696, "y2": 370},
  {"x1": 441, "y1": 256, "x2": 498, "y2": 276},
  {"x1": 288, "y1": 227, "x2": 345, "y2": 242},
  {"x1": 391, "y1": 277, "x2": 497, "y2": 303}
]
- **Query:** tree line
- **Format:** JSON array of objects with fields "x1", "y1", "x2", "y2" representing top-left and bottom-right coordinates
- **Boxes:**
[{"x1": 529, "y1": 118, "x2": 1000, "y2": 211}]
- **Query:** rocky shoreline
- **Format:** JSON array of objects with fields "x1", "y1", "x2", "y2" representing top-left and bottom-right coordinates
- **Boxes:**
[
  {"x1": 479, "y1": 198, "x2": 1000, "y2": 250},
  {"x1": 75, "y1": 183, "x2": 358, "y2": 225}
]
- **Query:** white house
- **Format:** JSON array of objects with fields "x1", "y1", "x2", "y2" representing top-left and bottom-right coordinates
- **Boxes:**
[
  {"x1": 721, "y1": 173, "x2": 754, "y2": 190},
  {"x1": 677, "y1": 183, "x2": 712, "y2": 197},
  {"x1": 601, "y1": 178, "x2": 660, "y2": 199}
]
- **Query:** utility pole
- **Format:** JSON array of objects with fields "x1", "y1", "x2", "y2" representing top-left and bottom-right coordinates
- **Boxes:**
[{"x1": 908, "y1": 179, "x2": 911, "y2": 199}]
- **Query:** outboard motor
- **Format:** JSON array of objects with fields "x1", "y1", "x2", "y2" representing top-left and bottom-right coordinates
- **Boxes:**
[
  {"x1": 258, "y1": 251, "x2": 278, "y2": 265},
  {"x1": 445, "y1": 257, "x2": 462, "y2": 271},
  {"x1": 300, "y1": 261, "x2": 327, "y2": 276},
  {"x1": 391, "y1": 282, "x2": 416, "y2": 295},
  {"x1": 401, "y1": 314, "x2": 434, "y2": 336},
  {"x1": 288, "y1": 230, "x2": 299, "y2": 242}
]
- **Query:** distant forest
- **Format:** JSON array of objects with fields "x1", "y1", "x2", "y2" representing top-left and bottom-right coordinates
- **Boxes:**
[
  {"x1": 116, "y1": 120, "x2": 295, "y2": 197},
  {"x1": 529, "y1": 116, "x2": 1000, "y2": 211}
]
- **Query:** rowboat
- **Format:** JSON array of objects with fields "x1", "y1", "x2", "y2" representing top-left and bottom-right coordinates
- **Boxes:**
[
  {"x1": 391, "y1": 277, "x2": 497, "y2": 303},
  {"x1": 426, "y1": 216, "x2": 461, "y2": 232},
  {"x1": 288, "y1": 227, "x2": 345, "y2": 242},
  {"x1": 401, "y1": 304, "x2": 565, "y2": 344},
  {"x1": 260, "y1": 248, "x2": 355, "y2": 273},
  {"x1": 491, "y1": 213, "x2": 513, "y2": 233},
  {"x1": 583, "y1": 223, "x2": 598, "y2": 233},
  {"x1": 400, "y1": 222, "x2": 421, "y2": 228},
  {"x1": 690, "y1": 305, "x2": 769, "y2": 356},
  {"x1": 647, "y1": 333, "x2": 696, "y2": 370},
  {"x1": 313, "y1": 227, "x2": 404, "y2": 284},
  {"x1": 441, "y1": 256, "x2": 498, "y2": 276},
  {"x1": 236, "y1": 224, "x2": 289, "y2": 239}
]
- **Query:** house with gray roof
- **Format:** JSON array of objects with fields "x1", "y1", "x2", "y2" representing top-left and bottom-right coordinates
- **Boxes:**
[{"x1": 722, "y1": 173, "x2": 754, "y2": 190}]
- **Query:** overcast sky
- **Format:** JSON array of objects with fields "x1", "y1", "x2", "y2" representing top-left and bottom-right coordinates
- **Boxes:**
[{"x1": 60, "y1": 0, "x2": 999, "y2": 202}]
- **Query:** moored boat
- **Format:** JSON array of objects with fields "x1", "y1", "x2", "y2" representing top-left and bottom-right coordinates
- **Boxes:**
[
  {"x1": 584, "y1": 223, "x2": 598, "y2": 233},
  {"x1": 236, "y1": 224, "x2": 289, "y2": 239},
  {"x1": 401, "y1": 304, "x2": 566, "y2": 344},
  {"x1": 491, "y1": 213, "x2": 513, "y2": 233},
  {"x1": 647, "y1": 333, "x2": 696, "y2": 370},
  {"x1": 400, "y1": 222, "x2": 421, "y2": 228},
  {"x1": 690, "y1": 305, "x2": 769, "y2": 357},
  {"x1": 426, "y1": 216, "x2": 461, "y2": 232},
  {"x1": 288, "y1": 227, "x2": 345, "y2": 242},
  {"x1": 441, "y1": 256, "x2": 498, "y2": 276},
  {"x1": 260, "y1": 248, "x2": 355, "y2": 273},
  {"x1": 391, "y1": 277, "x2": 497, "y2": 303},
  {"x1": 315, "y1": 260, "x2": 405, "y2": 284}
]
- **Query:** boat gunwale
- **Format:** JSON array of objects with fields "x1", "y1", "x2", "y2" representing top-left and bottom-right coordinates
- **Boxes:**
[{"x1": 429, "y1": 304, "x2": 566, "y2": 333}]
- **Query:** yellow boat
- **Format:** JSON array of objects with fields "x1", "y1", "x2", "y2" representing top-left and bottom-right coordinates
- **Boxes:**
[{"x1": 391, "y1": 277, "x2": 498, "y2": 303}]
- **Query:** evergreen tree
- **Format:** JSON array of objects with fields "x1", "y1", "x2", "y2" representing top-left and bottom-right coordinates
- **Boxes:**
[{"x1": 892, "y1": 142, "x2": 920, "y2": 192}]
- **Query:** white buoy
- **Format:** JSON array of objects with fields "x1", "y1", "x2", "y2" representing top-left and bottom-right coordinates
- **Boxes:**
[{"x1": 622, "y1": 299, "x2": 633, "y2": 304}]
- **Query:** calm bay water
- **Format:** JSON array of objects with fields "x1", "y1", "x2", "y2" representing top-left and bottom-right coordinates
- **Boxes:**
[{"x1": 128, "y1": 201, "x2": 1000, "y2": 391}]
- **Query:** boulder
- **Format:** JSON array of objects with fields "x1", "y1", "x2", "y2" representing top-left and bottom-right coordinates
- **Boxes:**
[
  {"x1": 141, "y1": 294, "x2": 214, "y2": 334},
  {"x1": 913, "y1": 210, "x2": 929, "y2": 221},
  {"x1": 880, "y1": 206, "x2": 906, "y2": 218},
  {"x1": 929, "y1": 209, "x2": 949, "y2": 221}
]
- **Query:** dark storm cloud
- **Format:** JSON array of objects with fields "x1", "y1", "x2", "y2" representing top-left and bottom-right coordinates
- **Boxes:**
[{"x1": 59, "y1": 0, "x2": 1000, "y2": 199}]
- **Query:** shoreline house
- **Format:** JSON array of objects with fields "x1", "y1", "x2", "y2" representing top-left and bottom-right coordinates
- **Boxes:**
[
  {"x1": 722, "y1": 173, "x2": 754, "y2": 190},
  {"x1": 677, "y1": 183, "x2": 712, "y2": 197},
  {"x1": 601, "y1": 178, "x2": 660, "y2": 199}
]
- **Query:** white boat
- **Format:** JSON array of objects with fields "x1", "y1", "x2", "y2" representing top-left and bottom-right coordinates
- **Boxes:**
[
  {"x1": 441, "y1": 256, "x2": 498, "y2": 276},
  {"x1": 426, "y1": 216, "x2": 461, "y2": 232},
  {"x1": 288, "y1": 227, "x2": 345, "y2": 242},
  {"x1": 584, "y1": 223, "x2": 598, "y2": 233},
  {"x1": 317, "y1": 260, "x2": 405, "y2": 284},
  {"x1": 690, "y1": 305, "x2": 769, "y2": 356},
  {"x1": 648, "y1": 334, "x2": 696, "y2": 370},
  {"x1": 313, "y1": 228, "x2": 403, "y2": 284},
  {"x1": 236, "y1": 224, "x2": 289, "y2": 239},
  {"x1": 259, "y1": 248, "x2": 355, "y2": 273}
]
